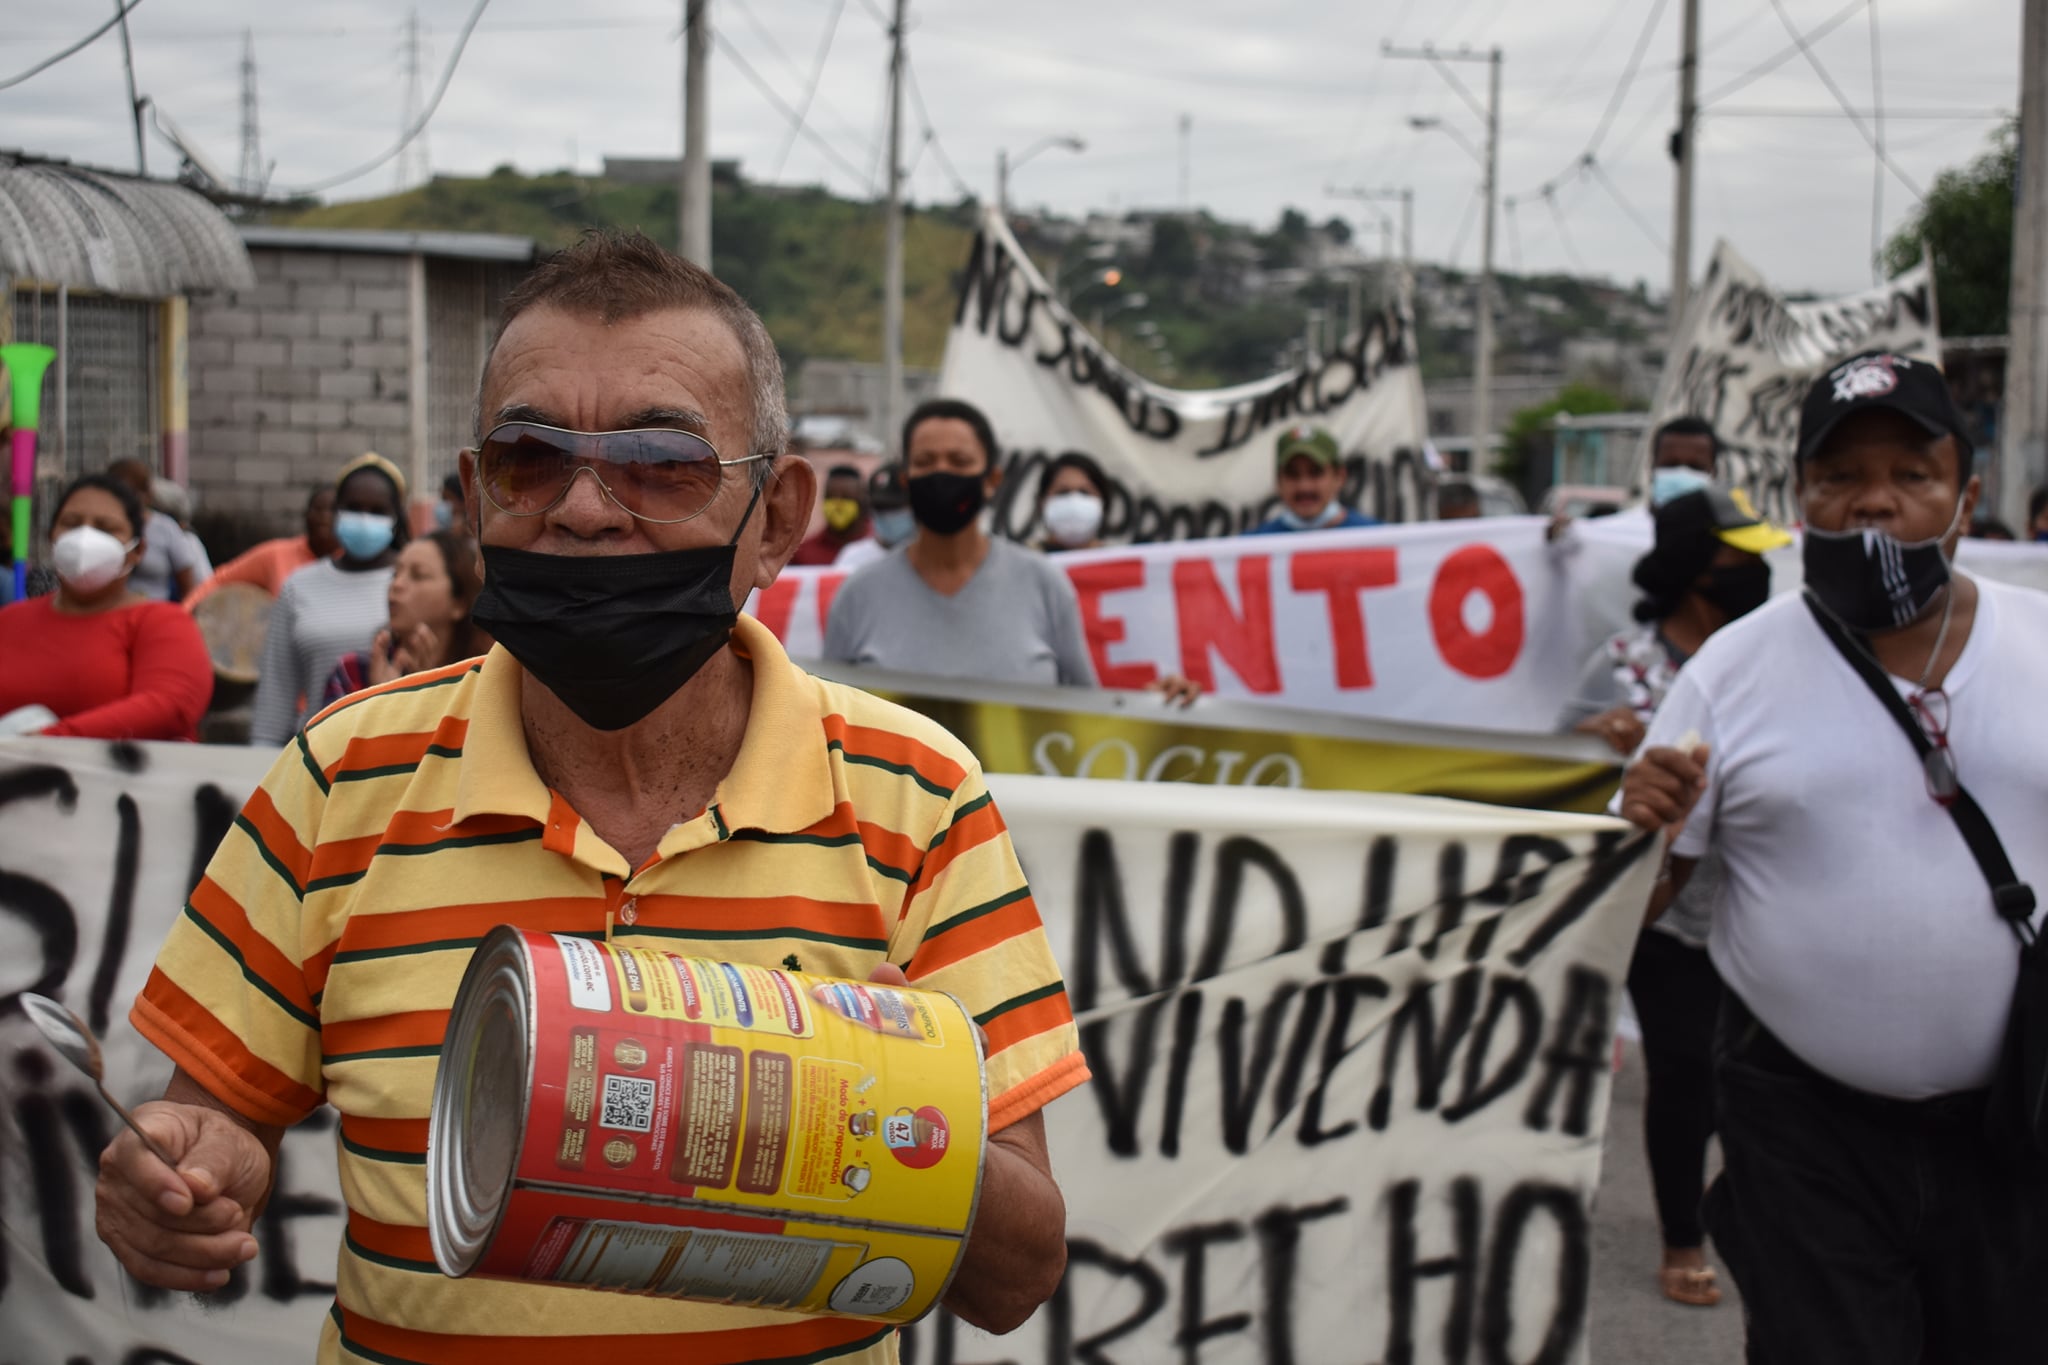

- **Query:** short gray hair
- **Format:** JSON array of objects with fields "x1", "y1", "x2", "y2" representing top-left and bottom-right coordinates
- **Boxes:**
[{"x1": 473, "y1": 230, "x2": 788, "y2": 488}]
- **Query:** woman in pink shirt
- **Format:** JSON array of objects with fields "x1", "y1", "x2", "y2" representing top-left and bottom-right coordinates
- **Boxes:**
[{"x1": 0, "y1": 474, "x2": 213, "y2": 740}]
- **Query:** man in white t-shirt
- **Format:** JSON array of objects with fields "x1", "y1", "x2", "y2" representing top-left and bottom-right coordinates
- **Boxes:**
[{"x1": 1619, "y1": 350, "x2": 2048, "y2": 1364}]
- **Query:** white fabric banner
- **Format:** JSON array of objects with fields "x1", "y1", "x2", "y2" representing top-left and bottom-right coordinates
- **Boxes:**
[
  {"x1": 1648, "y1": 240, "x2": 1940, "y2": 520},
  {"x1": 770, "y1": 517, "x2": 2048, "y2": 734},
  {"x1": 0, "y1": 736, "x2": 1654, "y2": 1365},
  {"x1": 938, "y1": 209, "x2": 1432, "y2": 539},
  {"x1": 761, "y1": 519, "x2": 1585, "y2": 734}
]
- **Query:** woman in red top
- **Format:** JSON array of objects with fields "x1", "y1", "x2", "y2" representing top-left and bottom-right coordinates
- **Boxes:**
[{"x1": 0, "y1": 474, "x2": 214, "y2": 740}]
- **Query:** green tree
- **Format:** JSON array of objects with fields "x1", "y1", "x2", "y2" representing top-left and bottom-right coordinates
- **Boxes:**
[
  {"x1": 1883, "y1": 122, "x2": 2015, "y2": 337},
  {"x1": 1146, "y1": 217, "x2": 1200, "y2": 279}
]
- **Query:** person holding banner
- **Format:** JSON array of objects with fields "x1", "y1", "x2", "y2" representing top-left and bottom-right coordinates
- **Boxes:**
[
  {"x1": 1243, "y1": 425, "x2": 1379, "y2": 534},
  {"x1": 826, "y1": 398, "x2": 1097, "y2": 686},
  {"x1": 1561, "y1": 485, "x2": 1790, "y2": 1308},
  {"x1": 0, "y1": 472, "x2": 212, "y2": 739},
  {"x1": 1621, "y1": 351, "x2": 2048, "y2": 1365},
  {"x1": 97, "y1": 231, "x2": 1083, "y2": 1365}
]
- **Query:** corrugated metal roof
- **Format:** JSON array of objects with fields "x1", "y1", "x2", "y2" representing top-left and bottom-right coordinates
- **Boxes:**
[
  {"x1": 237, "y1": 226, "x2": 537, "y2": 262},
  {"x1": 0, "y1": 156, "x2": 256, "y2": 295}
]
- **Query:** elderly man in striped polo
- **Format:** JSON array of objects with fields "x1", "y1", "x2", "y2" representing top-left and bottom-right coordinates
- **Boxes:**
[{"x1": 95, "y1": 230, "x2": 1087, "y2": 1365}]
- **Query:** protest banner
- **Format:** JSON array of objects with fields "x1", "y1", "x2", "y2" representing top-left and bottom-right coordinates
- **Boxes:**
[
  {"x1": 0, "y1": 736, "x2": 1654, "y2": 1365},
  {"x1": 817, "y1": 661, "x2": 1622, "y2": 815},
  {"x1": 938, "y1": 210, "x2": 1431, "y2": 540},
  {"x1": 1648, "y1": 240, "x2": 1939, "y2": 521},
  {"x1": 759, "y1": 518, "x2": 1588, "y2": 734}
]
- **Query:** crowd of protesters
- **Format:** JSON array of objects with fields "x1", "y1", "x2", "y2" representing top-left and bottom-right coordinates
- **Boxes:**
[{"x1": 2, "y1": 231, "x2": 2045, "y2": 1365}]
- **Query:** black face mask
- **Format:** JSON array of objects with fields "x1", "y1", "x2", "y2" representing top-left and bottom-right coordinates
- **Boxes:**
[
  {"x1": 907, "y1": 470, "x2": 987, "y2": 535},
  {"x1": 1802, "y1": 502, "x2": 1962, "y2": 632},
  {"x1": 1698, "y1": 560, "x2": 1772, "y2": 622},
  {"x1": 470, "y1": 487, "x2": 760, "y2": 731}
]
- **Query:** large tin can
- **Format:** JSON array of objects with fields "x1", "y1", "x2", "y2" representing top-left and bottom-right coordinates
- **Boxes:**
[{"x1": 428, "y1": 926, "x2": 987, "y2": 1323}]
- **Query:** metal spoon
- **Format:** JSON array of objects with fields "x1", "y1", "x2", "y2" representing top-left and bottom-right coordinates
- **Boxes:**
[{"x1": 20, "y1": 993, "x2": 179, "y2": 1168}]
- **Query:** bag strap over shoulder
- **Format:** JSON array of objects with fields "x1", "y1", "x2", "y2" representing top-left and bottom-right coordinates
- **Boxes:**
[{"x1": 1803, "y1": 592, "x2": 2038, "y2": 947}]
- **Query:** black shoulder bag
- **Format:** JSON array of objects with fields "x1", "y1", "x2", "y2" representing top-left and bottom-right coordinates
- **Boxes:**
[{"x1": 1804, "y1": 593, "x2": 2045, "y2": 1162}]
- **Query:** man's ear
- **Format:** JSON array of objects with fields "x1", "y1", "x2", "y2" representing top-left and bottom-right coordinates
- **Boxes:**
[
  {"x1": 458, "y1": 448, "x2": 483, "y2": 538},
  {"x1": 752, "y1": 456, "x2": 817, "y2": 590}
]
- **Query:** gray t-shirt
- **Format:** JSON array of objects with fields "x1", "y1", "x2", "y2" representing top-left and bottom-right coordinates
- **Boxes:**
[
  {"x1": 132, "y1": 510, "x2": 207, "y2": 600},
  {"x1": 248, "y1": 558, "x2": 395, "y2": 747},
  {"x1": 821, "y1": 538, "x2": 1096, "y2": 687}
]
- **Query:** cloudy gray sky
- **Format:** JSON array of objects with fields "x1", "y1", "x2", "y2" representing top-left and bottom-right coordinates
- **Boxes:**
[{"x1": 2, "y1": 0, "x2": 2020, "y2": 298}]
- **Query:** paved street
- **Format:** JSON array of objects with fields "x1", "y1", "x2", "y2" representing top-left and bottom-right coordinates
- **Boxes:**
[{"x1": 1588, "y1": 1042, "x2": 1747, "y2": 1364}]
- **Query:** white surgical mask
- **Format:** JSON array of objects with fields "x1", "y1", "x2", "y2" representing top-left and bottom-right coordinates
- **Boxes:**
[
  {"x1": 52, "y1": 525, "x2": 137, "y2": 594},
  {"x1": 1041, "y1": 491, "x2": 1105, "y2": 547},
  {"x1": 1650, "y1": 466, "x2": 1713, "y2": 507}
]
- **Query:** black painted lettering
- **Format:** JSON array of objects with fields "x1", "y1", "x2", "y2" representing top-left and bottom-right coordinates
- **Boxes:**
[
  {"x1": 1441, "y1": 976, "x2": 1544, "y2": 1123},
  {"x1": 1055, "y1": 1239, "x2": 1169, "y2": 1365},
  {"x1": 1215, "y1": 985, "x2": 1299, "y2": 1154},
  {"x1": 1251, "y1": 1198, "x2": 1348, "y2": 1365},
  {"x1": 1368, "y1": 968, "x2": 1483, "y2": 1131},
  {"x1": 1296, "y1": 974, "x2": 1389, "y2": 1146},
  {"x1": 1479, "y1": 1183, "x2": 1590, "y2": 1365},
  {"x1": 1383, "y1": 1177, "x2": 1481, "y2": 1365},
  {"x1": 1163, "y1": 1220, "x2": 1252, "y2": 1365},
  {"x1": 1521, "y1": 967, "x2": 1613, "y2": 1137}
]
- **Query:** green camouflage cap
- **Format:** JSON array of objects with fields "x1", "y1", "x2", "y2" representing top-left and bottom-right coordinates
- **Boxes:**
[{"x1": 1275, "y1": 424, "x2": 1339, "y2": 469}]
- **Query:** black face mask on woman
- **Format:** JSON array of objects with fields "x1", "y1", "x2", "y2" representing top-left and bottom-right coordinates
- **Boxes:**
[
  {"x1": 906, "y1": 470, "x2": 987, "y2": 536},
  {"x1": 1698, "y1": 560, "x2": 1772, "y2": 622},
  {"x1": 470, "y1": 487, "x2": 761, "y2": 731},
  {"x1": 1802, "y1": 498, "x2": 1963, "y2": 632}
]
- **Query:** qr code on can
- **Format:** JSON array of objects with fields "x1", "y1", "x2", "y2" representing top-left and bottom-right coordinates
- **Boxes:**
[{"x1": 600, "y1": 1074, "x2": 657, "y2": 1132}]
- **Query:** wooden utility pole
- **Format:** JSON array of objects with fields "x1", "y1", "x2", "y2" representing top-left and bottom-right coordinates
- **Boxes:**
[
  {"x1": 1670, "y1": 0, "x2": 1700, "y2": 333},
  {"x1": 2004, "y1": 0, "x2": 2048, "y2": 529},
  {"x1": 679, "y1": 0, "x2": 712, "y2": 267},
  {"x1": 880, "y1": 0, "x2": 907, "y2": 456}
]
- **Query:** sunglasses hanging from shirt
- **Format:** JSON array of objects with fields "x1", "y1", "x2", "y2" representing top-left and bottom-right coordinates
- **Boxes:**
[
  {"x1": 471, "y1": 421, "x2": 768, "y2": 524},
  {"x1": 1803, "y1": 592, "x2": 2047, "y2": 1166}
]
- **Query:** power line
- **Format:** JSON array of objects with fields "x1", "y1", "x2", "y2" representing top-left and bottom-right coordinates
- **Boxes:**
[
  {"x1": 1586, "y1": 158, "x2": 1668, "y2": 251},
  {"x1": 771, "y1": 0, "x2": 849, "y2": 181},
  {"x1": 1545, "y1": 187, "x2": 1586, "y2": 273},
  {"x1": 1508, "y1": 0, "x2": 1669, "y2": 203},
  {"x1": 1764, "y1": 0, "x2": 1924, "y2": 199},
  {"x1": 279, "y1": 0, "x2": 491, "y2": 195},
  {"x1": 1697, "y1": 0, "x2": 1867, "y2": 106},
  {"x1": 1447, "y1": 187, "x2": 1484, "y2": 267},
  {"x1": 0, "y1": 0, "x2": 149, "y2": 93},
  {"x1": 903, "y1": 59, "x2": 973, "y2": 201},
  {"x1": 1867, "y1": 0, "x2": 1886, "y2": 278},
  {"x1": 712, "y1": 30, "x2": 871, "y2": 188}
]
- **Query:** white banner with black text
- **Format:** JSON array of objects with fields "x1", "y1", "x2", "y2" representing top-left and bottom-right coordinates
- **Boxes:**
[
  {"x1": 938, "y1": 209, "x2": 1432, "y2": 540},
  {"x1": 0, "y1": 738, "x2": 1654, "y2": 1364},
  {"x1": 1648, "y1": 240, "x2": 1940, "y2": 520}
]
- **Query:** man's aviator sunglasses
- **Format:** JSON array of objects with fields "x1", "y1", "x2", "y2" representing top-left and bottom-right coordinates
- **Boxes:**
[{"x1": 470, "y1": 421, "x2": 769, "y2": 524}]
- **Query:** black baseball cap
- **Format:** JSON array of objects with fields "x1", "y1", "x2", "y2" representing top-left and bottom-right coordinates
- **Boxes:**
[
  {"x1": 1653, "y1": 485, "x2": 1792, "y2": 557},
  {"x1": 867, "y1": 463, "x2": 908, "y2": 510},
  {"x1": 1795, "y1": 350, "x2": 1973, "y2": 466}
]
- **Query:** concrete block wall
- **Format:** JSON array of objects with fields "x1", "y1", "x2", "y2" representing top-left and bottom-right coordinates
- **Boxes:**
[{"x1": 187, "y1": 248, "x2": 415, "y2": 533}]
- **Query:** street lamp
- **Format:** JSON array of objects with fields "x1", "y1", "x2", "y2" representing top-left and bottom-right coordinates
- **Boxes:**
[
  {"x1": 996, "y1": 134, "x2": 1085, "y2": 217},
  {"x1": 1408, "y1": 116, "x2": 1483, "y2": 166}
]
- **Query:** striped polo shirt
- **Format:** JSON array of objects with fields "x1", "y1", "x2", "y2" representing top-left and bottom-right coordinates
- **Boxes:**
[{"x1": 132, "y1": 615, "x2": 1087, "y2": 1365}]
